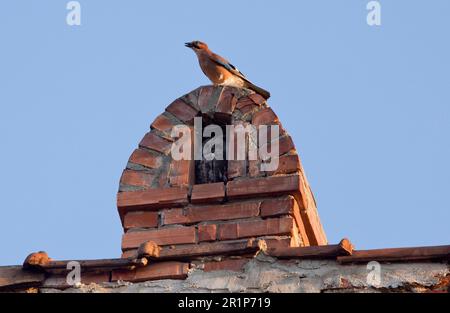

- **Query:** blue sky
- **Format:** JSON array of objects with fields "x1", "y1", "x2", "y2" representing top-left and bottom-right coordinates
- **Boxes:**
[{"x1": 0, "y1": 1, "x2": 449, "y2": 265}]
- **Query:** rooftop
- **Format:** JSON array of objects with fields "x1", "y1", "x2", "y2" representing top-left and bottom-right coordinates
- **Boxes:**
[{"x1": 1, "y1": 86, "x2": 448, "y2": 293}]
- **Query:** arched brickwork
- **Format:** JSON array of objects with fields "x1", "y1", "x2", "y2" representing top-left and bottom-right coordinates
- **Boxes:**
[{"x1": 117, "y1": 86, "x2": 327, "y2": 258}]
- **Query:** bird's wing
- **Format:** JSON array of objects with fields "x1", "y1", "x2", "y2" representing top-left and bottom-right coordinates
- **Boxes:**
[{"x1": 210, "y1": 53, "x2": 248, "y2": 81}]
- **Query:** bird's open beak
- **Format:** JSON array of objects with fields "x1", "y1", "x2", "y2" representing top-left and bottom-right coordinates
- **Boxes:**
[{"x1": 185, "y1": 42, "x2": 194, "y2": 48}]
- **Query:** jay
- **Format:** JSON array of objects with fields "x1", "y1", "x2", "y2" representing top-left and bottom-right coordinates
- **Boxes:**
[{"x1": 185, "y1": 41, "x2": 270, "y2": 99}]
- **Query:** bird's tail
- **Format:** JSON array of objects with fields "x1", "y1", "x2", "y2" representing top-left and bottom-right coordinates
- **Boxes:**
[{"x1": 245, "y1": 81, "x2": 271, "y2": 99}]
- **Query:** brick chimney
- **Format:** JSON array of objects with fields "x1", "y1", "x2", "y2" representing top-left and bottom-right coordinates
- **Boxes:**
[
  {"x1": 117, "y1": 86, "x2": 327, "y2": 259},
  {"x1": 2, "y1": 85, "x2": 448, "y2": 293}
]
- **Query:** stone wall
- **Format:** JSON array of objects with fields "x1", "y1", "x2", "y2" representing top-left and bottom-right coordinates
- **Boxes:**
[{"x1": 39, "y1": 254, "x2": 449, "y2": 293}]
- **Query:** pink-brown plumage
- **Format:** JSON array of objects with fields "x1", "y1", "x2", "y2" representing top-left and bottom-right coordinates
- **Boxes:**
[{"x1": 185, "y1": 41, "x2": 270, "y2": 99}]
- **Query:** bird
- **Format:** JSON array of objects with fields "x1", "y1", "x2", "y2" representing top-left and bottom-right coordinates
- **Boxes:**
[{"x1": 185, "y1": 41, "x2": 271, "y2": 99}]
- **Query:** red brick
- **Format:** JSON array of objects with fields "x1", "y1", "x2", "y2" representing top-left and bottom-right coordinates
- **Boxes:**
[
  {"x1": 236, "y1": 96, "x2": 254, "y2": 109},
  {"x1": 121, "y1": 226, "x2": 196, "y2": 250},
  {"x1": 236, "y1": 96, "x2": 258, "y2": 114},
  {"x1": 139, "y1": 132, "x2": 172, "y2": 154},
  {"x1": 215, "y1": 87, "x2": 238, "y2": 121},
  {"x1": 118, "y1": 186, "x2": 188, "y2": 212},
  {"x1": 166, "y1": 98, "x2": 199, "y2": 124},
  {"x1": 123, "y1": 211, "x2": 158, "y2": 230},
  {"x1": 258, "y1": 124, "x2": 285, "y2": 146},
  {"x1": 168, "y1": 127, "x2": 194, "y2": 187},
  {"x1": 156, "y1": 239, "x2": 259, "y2": 259},
  {"x1": 217, "y1": 224, "x2": 235, "y2": 240},
  {"x1": 203, "y1": 258, "x2": 248, "y2": 272},
  {"x1": 248, "y1": 93, "x2": 266, "y2": 106},
  {"x1": 296, "y1": 171, "x2": 327, "y2": 246},
  {"x1": 240, "y1": 103, "x2": 259, "y2": 115},
  {"x1": 181, "y1": 87, "x2": 201, "y2": 108},
  {"x1": 258, "y1": 193, "x2": 310, "y2": 246},
  {"x1": 260, "y1": 196, "x2": 295, "y2": 217},
  {"x1": 263, "y1": 237, "x2": 293, "y2": 249},
  {"x1": 157, "y1": 165, "x2": 169, "y2": 188},
  {"x1": 227, "y1": 160, "x2": 246, "y2": 179},
  {"x1": 162, "y1": 208, "x2": 185, "y2": 225},
  {"x1": 226, "y1": 121, "x2": 251, "y2": 159},
  {"x1": 121, "y1": 249, "x2": 138, "y2": 258},
  {"x1": 262, "y1": 195, "x2": 309, "y2": 246},
  {"x1": 252, "y1": 107, "x2": 279, "y2": 126},
  {"x1": 269, "y1": 154, "x2": 300, "y2": 175},
  {"x1": 277, "y1": 135, "x2": 296, "y2": 155},
  {"x1": 292, "y1": 197, "x2": 310, "y2": 246},
  {"x1": 168, "y1": 159, "x2": 193, "y2": 187},
  {"x1": 0, "y1": 267, "x2": 45, "y2": 288},
  {"x1": 290, "y1": 221, "x2": 302, "y2": 247},
  {"x1": 259, "y1": 135, "x2": 295, "y2": 157},
  {"x1": 163, "y1": 201, "x2": 260, "y2": 225},
  {"x1": 150, "y1": 114, "x2": 177, "y2": 137},
  {"x1": 197, "y1": 86, "x2": 215, "y2": 113},
  {"x1": 129, "y1": 149, "x2": 162, "y2": 169},
  {"x1": 191, "y1": 182, "x2": 225, "y2": 204},
  {"x1": 278, "y1": 135, "x2": 296, "y2": 155},
  {"x1": 198, "y1": 224, "x2": 216, "y2": 242},
  {"x1": 226, "y1": 175, "x2": 300, "y2": 199},
  {"x1": 120, "y1": 170, "x2": 155, "y2": 187},
  {"x1": 218, "y1": 217, "x2": 294, "y2": 240},
  {"x1": 248, "y1": 159, "x2": 263, "y2": 177},
  {"x1": 111, "y1": 262, "x2": 189, "y2": 282}
]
